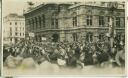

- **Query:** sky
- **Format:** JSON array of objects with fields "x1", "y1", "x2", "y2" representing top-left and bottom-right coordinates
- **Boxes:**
[
  {"x1": 2, "y1": 0, "x2": 83, "y2": 17},
  {"x1": 3, "y1": 0, "x2": 43, "y2": 17},
  {"x1": 3, "y1": 0, "x2": 125, "y2": 17}
]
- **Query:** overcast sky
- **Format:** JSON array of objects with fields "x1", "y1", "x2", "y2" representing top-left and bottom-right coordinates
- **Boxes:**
[
  {"x1": 2, "y1": 0, "x2": 84, "y2": 17},
  {"x1": 3, "y1": 0, "x2": 43, "y2": 17},
  {"x1": 2, "y1": 0, "x2": 125, "y2": 17}
]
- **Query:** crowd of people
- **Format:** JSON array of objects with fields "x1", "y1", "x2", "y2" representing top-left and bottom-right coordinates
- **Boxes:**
[{"x1": 3, "y1": 37, "x2": 125, "y2": 69}]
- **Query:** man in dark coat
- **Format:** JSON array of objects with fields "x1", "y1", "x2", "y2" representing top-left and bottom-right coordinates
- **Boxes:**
[{"x1": 74, "y1": 45, "x2": 81, "y2": 59}]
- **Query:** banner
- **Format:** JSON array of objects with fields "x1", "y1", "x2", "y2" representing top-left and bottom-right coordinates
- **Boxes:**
[
  {"x1": 42, "y1": 37, "x2": 46, "y2": 41},
  {"x1": 29, "y1": 33, "x2": 35, "y2": 37}
]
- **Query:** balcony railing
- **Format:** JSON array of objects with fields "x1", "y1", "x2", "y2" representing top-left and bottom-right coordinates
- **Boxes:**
[{"x1": 30, "y1": 24, "x2": 125, "y2": 32}]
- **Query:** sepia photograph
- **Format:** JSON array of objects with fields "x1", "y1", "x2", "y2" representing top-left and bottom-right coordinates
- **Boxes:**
[
  {"x1": 3, "y1": 77, "x2": 127, "y2": 78},
  {"x1": 0, "y1": 0, "x2": 1, "y2": 76},
  {"x1": 2, "y1": 0, "x2": 126, "y2": 76}
]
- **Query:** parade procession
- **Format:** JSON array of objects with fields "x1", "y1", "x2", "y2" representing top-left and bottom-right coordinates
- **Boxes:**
[
  {"x1": 3, "y1": 37, "x2": 125, "y2": 69},
  {"x1": 3, "y1": 1, "x2": 125, "y2": 75}
]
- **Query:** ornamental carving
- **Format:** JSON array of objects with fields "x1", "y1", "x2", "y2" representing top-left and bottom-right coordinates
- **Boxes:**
[
  {"x1": 86, "y1": 9, "x2": 92, "y2": 15},
  {"x1": 99, "y1": 10, "x2": 105, "y2": 15}
]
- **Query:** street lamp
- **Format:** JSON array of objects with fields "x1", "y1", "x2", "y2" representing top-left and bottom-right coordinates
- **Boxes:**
[{"x1": 107, "y1": 2, "x2": 118, "y2": 51}]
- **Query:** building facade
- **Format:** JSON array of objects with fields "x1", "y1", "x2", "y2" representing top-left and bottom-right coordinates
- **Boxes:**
[
  {"x1": 24, "y1": 2, "x2": 125, "y2": 43},
  {"x1": 3, "y1": 13, "x2": 25, "y2": 45}
]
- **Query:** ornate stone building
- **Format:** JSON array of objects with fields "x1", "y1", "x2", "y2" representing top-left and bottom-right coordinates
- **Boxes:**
[
  {"x1": 3, "y1": 13, "x2": 25, "y2": 45},
  {"x1": 24, "y1": 2, "x2": 125, "y2": 42}
]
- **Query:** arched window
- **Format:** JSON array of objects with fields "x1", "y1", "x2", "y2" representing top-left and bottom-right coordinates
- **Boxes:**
[
  {"x1": 51, "y1": 13, "x2": 58, "y2": 28},
  {"x1": 72, "y1": 33, "x2": 78, "y2": 41},
  {"x1": 32, "y1": 19, "x2": 34, "y2": 30},
  {"x1": 28, "y1": 19, "x2": 31, "y2": 28},
  {"x1": 35, "y1": 17, "x2": 38, "y2": 29},
  {"x1": 42, "y1": 14, "x2": 45, "y2": 28},
  {"x1": 38, "y1": 16, "x2": 41, "y2": 28},
  {"x1": 86, "y1": 15, "x2": 92, "y2": 26},
  {"x1": 52, "y1": 34, "x2": 59, "y2": 42},
  {"x1": 99, "y1": 16, "x2": 104, "y2": 26},
  {"x1": 115, "y1": 33, "x2": 121, "y2": 41},
  {"x1": 72, "y1": 12, "x2": 77, "y2": 27},
  {"x1": 86, "y1": 32, "x2": 93, "y2": 42},
  {"x1": 99, "y1": 33, "x2": 105, "y2": 41},
  {"x1": 116, "y1": 17, "x2": 121, "y2": 27}
]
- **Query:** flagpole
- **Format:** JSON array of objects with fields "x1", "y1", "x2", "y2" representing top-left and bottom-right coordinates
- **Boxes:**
[{"x1": 108, "y1": 2, "x2": 118, "y2": 53}]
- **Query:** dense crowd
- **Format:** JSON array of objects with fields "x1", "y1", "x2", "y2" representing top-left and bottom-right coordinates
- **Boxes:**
[{"x1": 3, "y1": 38, "x2": 125, "y2": 69}]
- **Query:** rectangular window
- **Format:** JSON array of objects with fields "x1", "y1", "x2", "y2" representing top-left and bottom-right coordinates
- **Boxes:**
[
  {"x1": 42, "y1": 15, "x2": 45, "y2": 28},
  {"x1": 35, "y1": 17, "x2": 38, "y2": 29},
  {"x1": 15, "y1": 22, "x2": 17, "y2": 25},
  {"x1": 99, "y1": 16, "x2": 104, "y2": 26},
  {"x1": 73, "y1": 16, "x2": 77, "y2": 26},
  {"x1": 116, "y1": 17, "x2": 120, "y2": 27},
  {"x1": 87, "y1": 16, "x2": 92, "y2": 26},
  {"x1": 39, "y1": 16, "x2": 41, "y2": 28},
  {"x1": 10, "y1": 38, "x2": 12, "y2": 41},
  {"x1": 10, "y1": 22, "x2": 12, "y2": 25},
  {"x1": 51, "y1": 18, "x2": 54, "y2": 26},
  {"x1": 10, "y1": 32, "x2": 12, "y2": 36},
  {"x1": 23, "y1": 27, "x2": 24, "y2": 31},
  {"x1": 15, "y1": 32, "x2": 18, "y2": 36},
  {"x1": 51, "y1": 18, "x2": 58, "y2": 28},
  {"x1": 55, "y1": 19, "x2": 58, "y2": 28},
  {"x1": 20, "y1": 33, "x2": 21, "y2": 36},
  {"x1": 32, "y1": 19, "x2": 34, "y2": 30},
  {"x1": 107, "y1": 16, "x2": 110, "y2": 27}
]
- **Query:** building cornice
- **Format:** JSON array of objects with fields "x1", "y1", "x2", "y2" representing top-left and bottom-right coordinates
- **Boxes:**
[{"x1": 31, "y1": 26, "x2": 125, "y2": 33}]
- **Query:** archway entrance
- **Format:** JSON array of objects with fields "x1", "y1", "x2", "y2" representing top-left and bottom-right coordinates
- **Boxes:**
[{"x1": 52, "y1": 34, "x2": 59, "y2": 42}]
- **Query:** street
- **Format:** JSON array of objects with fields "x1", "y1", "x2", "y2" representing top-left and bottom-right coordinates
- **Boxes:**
[{"x1": 4, "y1": 65, "x2": 125, "y2": 76}]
